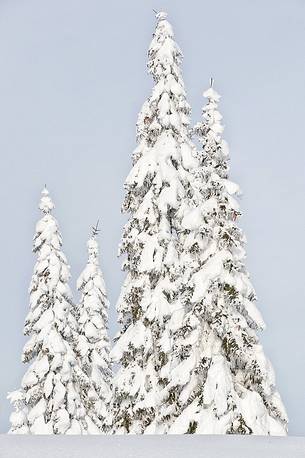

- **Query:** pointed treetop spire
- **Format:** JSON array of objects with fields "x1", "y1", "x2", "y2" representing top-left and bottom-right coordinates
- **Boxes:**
[
  {"x1": 39, "y1": 185, "x2": 55, "y2": 214},
  {"x1": 91, "y1": 219, "x2": 101, "y2": 239},
  {"x1": 155, "y1": 11, "x2": 168, "y2": 21},
  {"x1": 203, "y1": 79, "x2": 221, "y2": 102},
  {"x1": 87, "y1": 221, "x2": 101, "y2": 265},
  {"x1": 148, "y1": 9, "x2": 182, "y2": 86}
]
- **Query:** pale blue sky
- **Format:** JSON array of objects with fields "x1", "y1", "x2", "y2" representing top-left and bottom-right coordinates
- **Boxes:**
[{"x1": 0, "y1": 0, "x2": 304, "y2": 435}]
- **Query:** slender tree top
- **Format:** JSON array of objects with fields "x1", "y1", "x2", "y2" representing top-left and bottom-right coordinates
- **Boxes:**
[
  {"x1": 203, "y1": 85, "x2": 221, "y2": 103},
  {"x1": 39, "y1": 186, "x2": 55, "y2": 214},
  {"x1": 134, "y1": 11, "x2": 193, "y2": 156},
  {"x1": 91, "y1": 220, "x2": 100, "y2": 239},
  {"x1": 77, "y1": 221, "x2": 107, "y2": 294},
  {"x1": 148, "y1": 10, "x2": 183, "y2": 83},
  {"x1": 155, "y1": 11, "x2": 167, "y2": 20},
  {"x1": 84, "y1": 220, "x2": 101, "y2": 265}
]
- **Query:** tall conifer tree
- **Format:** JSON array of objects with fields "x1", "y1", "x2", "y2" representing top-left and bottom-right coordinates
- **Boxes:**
[
  {"x1": 168, "y1": 83, "x2": 288, "y2": 435},
  {"x1": 111, "y1": 12, "x2": 198, "y2": 434}
]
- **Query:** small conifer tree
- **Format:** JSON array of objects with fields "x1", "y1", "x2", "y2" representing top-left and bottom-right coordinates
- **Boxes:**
[
  {"x1": 8, "y1": 188, "x2": 101, "y2": 434},
  {"x1": 76, "y1": 222, "x2": 112, "y2": 433}
]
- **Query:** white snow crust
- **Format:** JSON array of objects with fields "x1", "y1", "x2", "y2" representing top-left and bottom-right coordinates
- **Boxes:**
[{"x1": 0, "y1": 435, "x2": 304, "y2": 458}]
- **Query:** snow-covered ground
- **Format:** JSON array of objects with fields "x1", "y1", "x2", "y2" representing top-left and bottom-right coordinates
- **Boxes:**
[{"x1": 1, "y1": 435, "x2": 304, "y2": 458}]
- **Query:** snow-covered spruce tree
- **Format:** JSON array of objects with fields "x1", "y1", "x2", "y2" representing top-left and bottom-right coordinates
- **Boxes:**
[
  {"x1": 76, "y1": 222, "x2": 112, "y2": 433},
  {"x1": 111, "y1": 11, "x2": 198, "y2": 434},
  {"x1": 168, "y1": 83, "x2": 288, "y2": 435},
  {"x1": 8, "y1": 188, "x2": 101, "y2": 434}
]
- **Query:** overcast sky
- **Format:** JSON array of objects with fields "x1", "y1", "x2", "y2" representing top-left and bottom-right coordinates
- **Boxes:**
[{"x1": 0, "y1": 0, "x2": 304, "y2": 435}]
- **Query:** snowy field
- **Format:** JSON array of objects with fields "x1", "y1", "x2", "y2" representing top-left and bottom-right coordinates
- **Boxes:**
[{"x1": 1, "y1": 435, "x2": 305, "y2": 458}]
